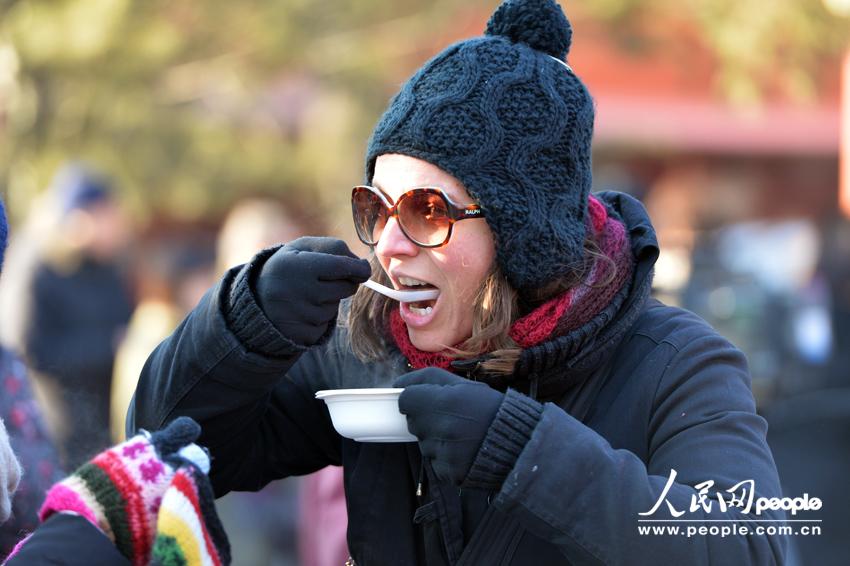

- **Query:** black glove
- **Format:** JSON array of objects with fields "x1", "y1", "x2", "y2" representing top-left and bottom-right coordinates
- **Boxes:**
[
  {"x1": 396, "y1": 367, "x2": 504, "y2": 486},
  {"x1": 255, "y1": 237, "x2": 371, "y2": 347}
]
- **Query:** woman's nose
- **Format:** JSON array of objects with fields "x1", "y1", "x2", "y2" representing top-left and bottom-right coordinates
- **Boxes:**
[{"x1": 375, "y1": 216, "x2": 418, "y2": 258}]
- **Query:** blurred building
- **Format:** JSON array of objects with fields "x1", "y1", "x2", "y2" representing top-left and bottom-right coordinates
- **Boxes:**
[
  {"x1": 555, "y1": 9, "x2": 843, "y2": 406},
  {"x1": 551, "y1": 17, "x2": 847, "y2": 563}
]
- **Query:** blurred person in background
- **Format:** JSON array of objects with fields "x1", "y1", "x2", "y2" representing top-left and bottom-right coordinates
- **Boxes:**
[
  {"x1": 216, "y1": 198, "x2": 304, "y2": 275},
  {"x1": 760, "y1": 214, "x2": 850, "y2": 565},
  {"x1": 1, "y1": 163, "x2": 134, "y2": 469},
  {"x1": 297, "y1": 462, "x2": 348, "y2": 566},
  {"x1": 819, "y1": 215, "x2": 850, "y2": 389},
  {"x1": 0, "y1": 199, "x2": 64, "y2": 557},
  {"x1": 0, "y1": 195, "x2": 229, "y2": 565},
  {"x1": 0, "y1": 347, "x2": 64, "y2": 557},
  {"x1": 129, "y1": 0, "x2": 786, "y2": 564},
  {"x1": 212, "y1": 197, "x2": 344, "y2": 566},
  {"x1": 110, "y1": 243, "x2": 214, "y2": 443},
  {"x1": 0, "y1": 418, "x2": 21, "y2": 534}
]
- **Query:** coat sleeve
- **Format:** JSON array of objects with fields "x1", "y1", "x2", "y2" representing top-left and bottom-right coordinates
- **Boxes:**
[
  {"x1": 127, "y1": 262, "x2": 342, "y2": 497},
  {"x1": 478, "y1": 331, "x2": 787, "y2": 565},
  {"x1": 3, "y1": 513, "x2": 130, "y2": 566}
]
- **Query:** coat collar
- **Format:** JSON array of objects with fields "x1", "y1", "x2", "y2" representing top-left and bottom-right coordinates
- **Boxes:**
[{"x1": 471, "y1": 191, "x2": 659, "y2": 402}]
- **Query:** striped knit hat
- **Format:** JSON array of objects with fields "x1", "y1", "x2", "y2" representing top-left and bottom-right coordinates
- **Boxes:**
[{"x1": 23, "y1": 417, "x2": 230, "y2": 566}]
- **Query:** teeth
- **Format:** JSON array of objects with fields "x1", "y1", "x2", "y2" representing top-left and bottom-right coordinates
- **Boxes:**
[
  {"x1": 398, "y1": 276, "x2": 431, "y2": 287},
  {"x1": 409, "y1": 305, "x2": 434, "y2": 316}
]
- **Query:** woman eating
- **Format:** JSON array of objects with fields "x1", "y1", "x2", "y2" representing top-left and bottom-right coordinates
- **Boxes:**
[{"x1": 130, "y1": 0, "x2": 787, "y2": 563}]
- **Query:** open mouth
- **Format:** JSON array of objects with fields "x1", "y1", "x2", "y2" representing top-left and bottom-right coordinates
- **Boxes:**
[{"x1": 397, "y1": 276, "x2": 439, "y2": 315}]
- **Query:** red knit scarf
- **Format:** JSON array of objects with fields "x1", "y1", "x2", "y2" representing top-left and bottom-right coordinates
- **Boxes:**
[{"x1": 390, "y1": 195, "x2": 634, "y2": 370}]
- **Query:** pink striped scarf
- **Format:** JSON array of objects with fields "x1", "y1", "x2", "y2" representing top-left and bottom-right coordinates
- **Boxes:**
[{"x1": 391, "y1": 195, "x2": 634, "y2": 370}]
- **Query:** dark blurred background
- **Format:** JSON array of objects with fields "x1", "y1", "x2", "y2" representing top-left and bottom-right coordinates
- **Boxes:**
[{"x1": 0, "y1": 1, "x2": 848, "y2": 564}]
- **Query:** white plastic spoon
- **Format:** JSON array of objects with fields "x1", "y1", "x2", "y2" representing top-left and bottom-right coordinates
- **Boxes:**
[{"x1": 362, "y1": 279, "x2": 440, "y2": 303}]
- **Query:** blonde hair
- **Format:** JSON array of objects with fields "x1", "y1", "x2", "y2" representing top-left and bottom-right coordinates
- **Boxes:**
[{"x1": 347, "y1": 236, "x2": 615, "y2": 376}]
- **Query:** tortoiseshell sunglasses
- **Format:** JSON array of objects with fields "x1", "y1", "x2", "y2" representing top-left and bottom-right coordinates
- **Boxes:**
[{"x1": 351, "y1": 185, "x2": 485, "y2": 248}]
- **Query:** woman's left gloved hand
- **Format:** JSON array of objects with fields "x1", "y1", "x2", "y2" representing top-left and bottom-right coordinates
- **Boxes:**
[{"x1": 396, "y1": 368, "x2": 504, "y2": 486}]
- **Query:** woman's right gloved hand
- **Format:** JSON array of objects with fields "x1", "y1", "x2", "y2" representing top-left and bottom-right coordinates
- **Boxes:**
[{"x1": 255, "y1": 237, "x2": 372, "y2": 347}]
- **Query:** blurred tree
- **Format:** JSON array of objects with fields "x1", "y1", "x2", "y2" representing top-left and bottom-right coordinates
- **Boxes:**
[
  {"x1": 581, "y1": 0, "x2": 849, "y2": 104},
  {"x1": 0, "y1": 0, "x2": 846, "y2": 225},
  {"x1": 0, "y1": 0, "x2": 490, "y2": 227}
]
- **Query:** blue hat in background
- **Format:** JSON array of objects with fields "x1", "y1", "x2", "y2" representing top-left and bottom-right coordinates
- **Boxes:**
[
  {"x1": 366, "y1": 0, "x2": 594, "y2": 292},
  {"x1": 51, "y1": 162, "x2": 113, "y2": 216}
]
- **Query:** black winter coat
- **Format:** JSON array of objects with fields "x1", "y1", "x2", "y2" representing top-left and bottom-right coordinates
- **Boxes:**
[{"x1": 129, "y1": 192, "x2": 787, "y2": 565}]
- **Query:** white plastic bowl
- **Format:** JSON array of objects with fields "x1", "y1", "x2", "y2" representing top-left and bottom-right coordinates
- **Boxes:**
[{"x1": 315, "y1": 388, "x2": 417, "y2": 443}]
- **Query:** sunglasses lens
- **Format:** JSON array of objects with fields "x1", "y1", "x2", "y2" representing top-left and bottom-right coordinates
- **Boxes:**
[
  {"x1": 398, "y1": 191, "x2": 451, "y2": 247},
  {"x1": 352, "y1": 189, "x2": 388, "y2": 245}
]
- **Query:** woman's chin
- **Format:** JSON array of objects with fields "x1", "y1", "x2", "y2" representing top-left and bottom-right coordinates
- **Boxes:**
[
  {"x1": 407, "y1": 324, "x2": 470, "y2": 353},
  {"x1": 407, "y1": 328, "x2": 445, "y2": 352}
]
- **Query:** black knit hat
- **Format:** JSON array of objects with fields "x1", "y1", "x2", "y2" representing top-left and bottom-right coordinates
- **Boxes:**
[{"x1": 365, "y1": 0, "x2": 594, "y2": 292}]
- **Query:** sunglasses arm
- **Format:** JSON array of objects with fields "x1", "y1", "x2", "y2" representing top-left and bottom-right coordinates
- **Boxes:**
[{"x1": 454, "y1": 205, "x2": 484, "y2": 221}]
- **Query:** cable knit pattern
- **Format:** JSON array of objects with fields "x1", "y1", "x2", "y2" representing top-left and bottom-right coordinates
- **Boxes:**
[
  {"x1": 511, "y1": 195, "x2": 632, "y2": 346},
  {"x1": 365, "y1": 0, "x2": 594, "y2": 291},
  {"x1": 463, "y1": 389, "x2": 544, "y2": 489}
]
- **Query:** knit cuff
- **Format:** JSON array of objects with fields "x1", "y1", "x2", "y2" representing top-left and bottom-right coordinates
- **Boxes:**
[
  {"x1": 463, "y1": 389, "x2": 543, "y2": 490},
  {"x1": 224, "y1": 247, "x2": 308, "y2": 359}
]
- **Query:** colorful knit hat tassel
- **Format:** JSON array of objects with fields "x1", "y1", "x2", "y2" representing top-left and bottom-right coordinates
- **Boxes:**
[
  {"x1": 150, "y1": 454, "x2": 229, "y2": 566},
  {"x1": 8, "y1": 417, "x2": 230, "y2": 566}
]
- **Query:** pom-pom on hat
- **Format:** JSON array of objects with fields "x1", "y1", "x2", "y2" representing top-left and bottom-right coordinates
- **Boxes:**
[
  {"x1": 486, "y1": 0, "x2": 572, "y2": 59},
  {"x1": 365, "y1": 0, "x2": 595, "y2": 292}
]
